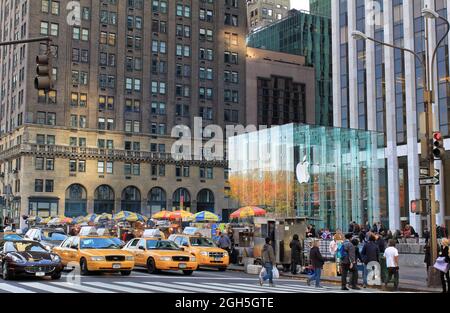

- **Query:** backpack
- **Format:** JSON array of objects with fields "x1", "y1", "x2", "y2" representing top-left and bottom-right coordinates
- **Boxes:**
[{"x1": 337, "y1": 243, "x2": 348, "y2": 259}]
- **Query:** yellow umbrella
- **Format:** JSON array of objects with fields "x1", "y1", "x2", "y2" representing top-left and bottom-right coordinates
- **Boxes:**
[
  {"x1": 152, "y1": 210, "x2": 172, "y2": 220},
  {"x1": 169, "y1": 210, "x2": 194, "y2": 221}
]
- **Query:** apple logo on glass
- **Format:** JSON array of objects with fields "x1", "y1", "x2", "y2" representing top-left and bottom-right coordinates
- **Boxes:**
[{"x1": 296, "y1": 156, "x2": 310, "y2": 184}]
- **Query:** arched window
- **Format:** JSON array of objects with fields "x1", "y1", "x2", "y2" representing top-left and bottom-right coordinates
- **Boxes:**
[
  {"x1": 196, "y1": 189, "x2": 215, "y2": 213},
  {"x1": 65, "y1": 184, "x2": 87, "y2": 217},
  {"x1": 172, "y1": 188, "x2": 191, "y2": 211},
  {"x1": 94, "y1": 185, "x2": 115, "y2": 214},
  {"x1": 148, "y1": 187, "x2": 167, "y2": 215},
  {"x1": 121, "y1": 186, "x2": 141, "y2": 213}
]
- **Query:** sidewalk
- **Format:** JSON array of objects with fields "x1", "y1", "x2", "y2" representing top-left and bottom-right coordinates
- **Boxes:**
[{"x1": 228, "y1": 264, "x2": 442, "y2": 292}]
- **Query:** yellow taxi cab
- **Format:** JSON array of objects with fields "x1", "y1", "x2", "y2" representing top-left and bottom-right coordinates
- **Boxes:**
[
  {"x1": 123, "y1": 231, "x2": 197, "y2": 275},
  {"x1": 168, "y1": 234, "x2": 229, "y2": 271},
  {"x1": 52, "y1": 227, "x2": 134, "y2": 276}
]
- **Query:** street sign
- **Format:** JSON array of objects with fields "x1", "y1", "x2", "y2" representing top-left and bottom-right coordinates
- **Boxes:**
[
  {"x1": 419, "y1": 176, "x2": 440, "y2": 186},
  {"x1": 420, "y1": 168, "x2": 430, "y2": 177}
]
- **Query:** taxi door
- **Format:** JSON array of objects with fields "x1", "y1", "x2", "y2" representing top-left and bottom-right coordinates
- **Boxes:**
[
  {"x1": 124, "y1": 239, "x2": 144, "y2": 266},
  {"x1": 53, "y1": 237, "x2": 73, "y2": 265},
  {"x1": 135, "y1": 239, "x2": 147, "y2": 266},
  {"x1": 66, "y1": 237, "x2": 80, "y2": 265}
]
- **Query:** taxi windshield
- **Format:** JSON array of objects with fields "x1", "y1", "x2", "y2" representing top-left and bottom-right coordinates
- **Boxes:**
[
  {"x1": 147, "y1": 240, "x2": 181, "y2": 250},
  {"x1": 5, "y1": 241, "x2": 47, "y2": 253},
  {"x1": 80, "y1": 238, "x2": 120, "y2": 249},
  {"x1": 2, "y1": 234, "x2": 22, "y2": 241},
  {"x1": 189, "y1": 237, "x2": 215, "y2": 247},
  {"x1": 42, "y1": 231, "x2": 67, "y2": 241}
]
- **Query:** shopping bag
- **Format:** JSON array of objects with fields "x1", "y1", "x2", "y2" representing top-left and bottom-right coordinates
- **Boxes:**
[
  {"x1": 259, "y1": 267, "x2": 266, "y2": 279},
  {"x1": 433, "y1": 257, "x2": 450, "y2": 273},
  {"x1": 272, "y1": 266, "x2": 280, "y2": 279}
]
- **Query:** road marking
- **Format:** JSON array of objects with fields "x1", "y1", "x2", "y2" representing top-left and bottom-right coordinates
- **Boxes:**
[
  {"x1": 214, "y1": 283, "x2": 299, "y2": 294},
  {"x1": 50, "y1": 282, "x2": 115, "y2": 293},
  {"x1": 83, "y1": 281, "x2": 144, "y2": 293},
  {"x1": 19, "y1": 282, "x2": 78, "y2": 293},
  {"x1": 0, "y1": 283, "x2": 36, "y2": 293},
  {"x1": 235, "y1": 283, "x2": 321, "y2": 293},
  {"x1": 142, "y1": 281, "x2": 221, "y2": 293},
  {"x1": 114, "y1": 281, "x2": 184, "y2": 293},
  {"x1": 176, "y1": 282, "x2": 258, "y2": 293},
  {"x1": 204, "y1": 282, "x2": 280, "y2": 293}
]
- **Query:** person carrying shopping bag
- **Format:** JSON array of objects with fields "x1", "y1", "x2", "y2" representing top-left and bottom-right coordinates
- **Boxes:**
[
  {"x1": 259, "y1": 237, "x2": 276, "y2": 287},
  {"x1": 435, "y1": 238, "x2": 450, "y2": 293},
  {"x1": 307, "y1": 239, "x2": 325, "y2": 288}
]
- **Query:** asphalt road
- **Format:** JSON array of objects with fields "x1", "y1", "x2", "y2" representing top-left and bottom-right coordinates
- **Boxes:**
[{"x1": 0, "y1": 268, "x2": 395, "y2": 294}]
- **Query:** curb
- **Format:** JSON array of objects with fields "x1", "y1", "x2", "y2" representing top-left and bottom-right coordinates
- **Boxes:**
[{"x1": 227, "y1": 266, "x2": 438, "y2": 293}]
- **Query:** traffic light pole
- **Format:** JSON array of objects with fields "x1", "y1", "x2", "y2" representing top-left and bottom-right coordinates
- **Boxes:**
[{"x1": 0, "y1": 37, "x2": 51, "y2": 47}]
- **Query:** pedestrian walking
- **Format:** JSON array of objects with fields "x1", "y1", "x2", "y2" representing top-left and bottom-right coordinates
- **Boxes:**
[
  {"x1": 307, "y1": 239, "x2": 324, "y2": 288},
  {"x1": 384, "y1": 239, "x2": 400, "y2": 291},
  {"x1": 259, "y1": 237, "x2": 276, "y2": 287},
  {"x1": 217, "y1": 232, "x2": 232, "y2": 253},
  {"x1": 438, "y1": 238, "x2": 450, "y2": 293},
  {"x1": 289, "y1": 234, "x2": 302, "y2": 274},
  {"x1": 340, "y1": 233, "x2": 359, "y2": 290},
  {"x1": 361, "y1": 234, "x2": 380, "y2": 288}
]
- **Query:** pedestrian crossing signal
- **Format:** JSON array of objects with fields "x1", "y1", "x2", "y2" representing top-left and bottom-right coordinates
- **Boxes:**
[{"x1": 410, "y1": 200, "x2": 423, "y2": 215}]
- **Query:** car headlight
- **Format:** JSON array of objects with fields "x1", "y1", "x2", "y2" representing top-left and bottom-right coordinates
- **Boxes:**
[
  {"x1": 51, "y1": 254, "x2": 61, "y2": 262},
  {"x1": 45, "y1": 245, "x2": 52, "y2": 251},
  {"x1": 223, "y1": 251, "x2": 229, "y2": 257},
  {"x1": 190, "y1": 256, "x2": 196, "y2": 262},
  {"x1": 10, "y1": 255, "x2": 26, "y2": 264},
  {"x1": 91, "y1": 256, "x2": 106, "y2": 261},
  {"x1": 125, "y1": 256, "x2": 134, "y2": 261},
  {"x1": 159, "y1": 256, "x2": 171, "y2": 261},
  {"x1": 200, "y1": 251, "x2": 209, "y2": 256}
]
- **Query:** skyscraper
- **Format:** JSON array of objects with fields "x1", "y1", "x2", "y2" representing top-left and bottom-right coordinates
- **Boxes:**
[
  {"x1": 0, "y1": 0, "x2": 247, "y2": 226},
  {"x1": 332, "y1": 0, "x2": 450, "y2": 232},
  {"x1": 310, "y1": 0, "x2": 331, "y2": 17},
  {"x1": 247, "y1": 0, "x2": 291, "y2": 32}
]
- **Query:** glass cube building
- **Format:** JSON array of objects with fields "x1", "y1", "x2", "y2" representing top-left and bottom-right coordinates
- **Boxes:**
[
  {"x1": 228, "y1": 124, "x2": 387, "y2": 230},
  {"x1": 247, "y1": 9, "x2": 332, "y2": 126}
]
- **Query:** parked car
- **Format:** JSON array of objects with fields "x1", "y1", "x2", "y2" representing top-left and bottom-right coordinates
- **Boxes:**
[
  {"x1": 24, "y1": 228, "x2": 68, "y2": 249},
  {"x1": 0, "y1": 240, "x2": 63, "y2": 280}
]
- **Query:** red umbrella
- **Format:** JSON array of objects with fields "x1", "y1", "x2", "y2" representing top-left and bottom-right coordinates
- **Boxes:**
[{"x1": 230, "y1": 206, "x2": 266, "y2": 219}]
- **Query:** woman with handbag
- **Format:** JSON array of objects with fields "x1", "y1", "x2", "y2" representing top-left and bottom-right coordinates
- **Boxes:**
[{"x1": 438, "y1": 238, "x2": 450, "y2": 293}]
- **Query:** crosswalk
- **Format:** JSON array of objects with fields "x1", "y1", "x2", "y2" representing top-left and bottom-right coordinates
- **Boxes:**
[{"x1": 0, "y1": 279, "x2": 388, "y2": 294}]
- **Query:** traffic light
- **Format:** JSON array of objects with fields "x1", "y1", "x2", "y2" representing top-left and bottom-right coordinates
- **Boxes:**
[
  {"x1": 432, "y1": 131, "x2": 445, "y2": 159},
  {"x1": 410, "y1": 200, "x2": 425, "y2": 215},
  {"x1": 34, "y1": 54, "x2": 51, "y2": 91}
]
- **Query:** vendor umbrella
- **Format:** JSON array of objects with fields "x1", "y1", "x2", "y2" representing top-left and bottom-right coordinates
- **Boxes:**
[
  {"x1": 192, "y1": 211, "x2": 220, "y2": 222},
  {"x1": 230, "y1": 206, "x2": 266, "y2": 219},
  {"x1": 27, "y1": 216, "x2": 42, "y2": 224},
  {"x1": 152, "y1": 210, "x2": 171, "y2": 220},
  {"x1": 47, "y1": 216, "x2": 73, "y2": 225},
  {"x1": 169, "y1": 210, "x2": 194, "y2": 221},
  {"x1": 94, "y1": 213, "x2": 113, "y2": 224},
  {"x1": 113, "y1": 211, "x2": 147, "y2": 222},
  {"x1": 85, "y1": 213, "x2": 98, "y2": 223},
  {"x1": 73, "y1": 216, "x2": 86, "y2": 224}
]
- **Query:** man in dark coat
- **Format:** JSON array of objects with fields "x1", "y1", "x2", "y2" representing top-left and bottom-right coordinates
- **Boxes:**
[
  {"x1": 341, "y1": 233, "x2": 359, "y2": 290},
  {"x1": 361, "y1": 234, "x2": 380, "y2": 288},
  {"x1": 289, "y1": 234, "x2": 302, "y2": 274},
  {"x1": 307, "y1": 240, "x2": 325, "y2": 288}
]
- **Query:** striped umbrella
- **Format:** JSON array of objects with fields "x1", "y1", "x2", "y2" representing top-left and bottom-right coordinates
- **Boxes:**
[
  {"x1": 94, "y1": 213, "x2": 113, "y2": 224},
  {"x1": 73, "y1": 216, "x2": 86, "y2": 224},
  {"x1": 169, "y1": 210, "x2": 194, "y2": 221},
  {"x1": 85, "y1": 214, "x2": 98, "y2": 223},
  {"x1": 152, "y1": 210, "x2": 172, "y2": 220},
  {"x1": 27, "y1": 216, "x2": 42, "y2": 224},
  {"x1": 47, "y1": 216, "x2": 73, "y2": 225},
  {"x1": 191, "y1": 211, "x2": 220, "y2": 222},
  {"x1": 113, "y1": 211, "x2": 147, "y2": 222},
  {"x1": 230, "y1": 206, "x2": 266, "y2": 219}
]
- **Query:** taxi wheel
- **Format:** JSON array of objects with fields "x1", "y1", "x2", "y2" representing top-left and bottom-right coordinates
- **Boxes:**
[
  {"x1": 182, "y1": 270, "x2": 193, "y2": 276},
  {"x1": 146, "y1": 258, "x2": 158, "y2": 274},
  {"x1": 120, "y1": 271, "x2": 131, "y2": 276},
  {"x1": 80, "y1": 258, "x2": 90, "y2": 276}
]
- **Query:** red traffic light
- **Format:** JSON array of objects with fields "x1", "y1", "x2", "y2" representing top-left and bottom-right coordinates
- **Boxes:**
[{"x1": 433, "y1": 132, "x2": 442, "y2": 141}]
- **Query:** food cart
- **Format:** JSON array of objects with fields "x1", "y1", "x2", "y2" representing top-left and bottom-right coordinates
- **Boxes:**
[
  {"x1": 229, "y1": 223, "x2": 254, "y2": 264},
  {"x1": 252, "y1": 216, "x2": 310, "y2": 271}
]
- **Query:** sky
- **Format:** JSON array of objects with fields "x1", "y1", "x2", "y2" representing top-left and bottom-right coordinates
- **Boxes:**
[{"x1": 290, "y1": 0, "x2": 310, "y2": 11}]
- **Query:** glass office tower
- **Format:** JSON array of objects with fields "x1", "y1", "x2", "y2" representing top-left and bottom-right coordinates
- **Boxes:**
[{"x1": 228, "y1": 124, "x2": 387, "y2": 230}]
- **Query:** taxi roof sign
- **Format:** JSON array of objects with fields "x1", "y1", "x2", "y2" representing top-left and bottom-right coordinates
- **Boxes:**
[
  {"x1": 183, "y1": 227, "x2": 199, "y2": 235},
  {"x1": 143, "y1": 229, "x2": 162, "y2": 238},
  {"x1": 79, "y1": 226, "x2": 98, "y2": 236}
]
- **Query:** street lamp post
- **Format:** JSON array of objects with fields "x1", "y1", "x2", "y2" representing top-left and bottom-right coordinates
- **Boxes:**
[{"x1": 352, "y1": 7, "x2": 450, "y2": 286}]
